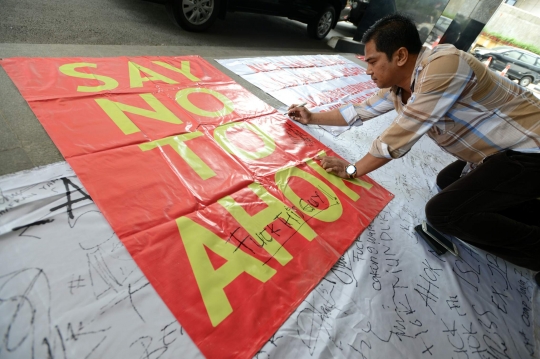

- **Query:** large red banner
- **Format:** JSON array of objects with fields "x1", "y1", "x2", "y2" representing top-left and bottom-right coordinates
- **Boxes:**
[{"x1": 1, "y1": 56, "x2": 393, "y2": 359}]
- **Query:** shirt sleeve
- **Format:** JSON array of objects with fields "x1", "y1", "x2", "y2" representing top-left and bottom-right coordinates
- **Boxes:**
[
  {"x1": 350, "y1": 87, "x2": 396, "y2": 126},
  {"x1": 368, "y1": 53, "x2": 474, "y2": 159}
]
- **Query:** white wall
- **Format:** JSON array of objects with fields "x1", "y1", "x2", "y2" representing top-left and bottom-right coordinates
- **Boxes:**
[
  {"x1": 514, "y1": 0, "x2": 540, "y2": 17},
  {"x1": 484, "y1": 3, "x2": 540, "y2": 45}
]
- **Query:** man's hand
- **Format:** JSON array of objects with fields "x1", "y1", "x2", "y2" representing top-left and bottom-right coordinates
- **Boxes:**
[
  {"x1": 287, "y1": 104, "x2": 312, "y2": 125},
  {"x1": 315, "y1": 155, "x2": 350, "y2": 179}
]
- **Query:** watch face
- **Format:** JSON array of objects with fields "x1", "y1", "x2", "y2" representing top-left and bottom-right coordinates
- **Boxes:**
[{"x1": 346, "y1": 165, "x2": 356, "y2": 175}]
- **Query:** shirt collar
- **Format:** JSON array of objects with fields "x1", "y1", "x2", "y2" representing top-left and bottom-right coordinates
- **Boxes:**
[{"x1": 410, "y1": 46, "x2": 430, "y2": 92}]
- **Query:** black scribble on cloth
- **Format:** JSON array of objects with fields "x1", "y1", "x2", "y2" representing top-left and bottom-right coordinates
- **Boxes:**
[
  {"x1": 255, "y1": 334, "x2": 283, "y2": 359},
  {"x1": 85, "y1": 245, "x2": 148, "y2": 322},
  {"x1": 452, "y1": 244, "x2": 481, "y2": 292},
  {"x1": 12, "y1": 219, "x2": 55, "y2": 239},
  {"x1": 0, "y1": 185, "x2": 38, "y2": 217},
  {"x1": 42, "y1": 321, "x2": 111, "y2": 359},
  {"x1": 348, "y1": 339, "x2": 372, "y2": 359},
  {"x1": 0, "y1": 268, "x2": 52, "y2": 357},
  {"x1": 328, "y1": 251, "x2": 358, "y2": 286},
  {"x1": 362, "y1": 276, "x2": 428, "y2": 344},
  {"x1": 49, "y1": 178, "x2": 93, "y2": 220},
  {"x1": 516, "y1": 274, "x2": 533, "y2": 328},
  {"x1": 296, "y1": 280, "x2": 343, "y2": 356},
  {"x1": 68, "y1": 275, "x2": 86, "y2": 295},
  {"x1": 446, "y1": 295, "x2": 467, "y2": 317},
  {"x1": 261, "y1": 186, "x2": 341, "y2": 266},
  {"x1": 518, "y1": 329, "x2": 535, "y2": 356},
  {"x1": 129, "y1": 321, "x2": 183, "y2": 359},
  {"x1": 226, "y1": 227, "x2": 259, "y2": 254},
  {"x1": 0, "y1": 268, "x2": 111, "y2": 359},
  {"x1": 486, "y1": 253, "x2": 512, "y2": 291},
  {"x1": 421, "y1": 338, "x2": 434, "y2": 355},
  {"x1": 414, "y1": 259, "x2": 442, "y2": 315}
]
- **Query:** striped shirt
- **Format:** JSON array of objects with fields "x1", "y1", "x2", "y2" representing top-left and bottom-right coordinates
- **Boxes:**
[{"x1": 351, "y1": 44, "x2": 540, "y2": 164}]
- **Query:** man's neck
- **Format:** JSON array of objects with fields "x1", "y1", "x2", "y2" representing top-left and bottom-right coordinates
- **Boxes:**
[{"x1": 397, "y1": 52, "x2": 419, "y2": 97}]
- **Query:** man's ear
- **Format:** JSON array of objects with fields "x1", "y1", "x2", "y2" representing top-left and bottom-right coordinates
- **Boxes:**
[{"x1": 394, "y1": 47, "x2": 409, "y2": 66}]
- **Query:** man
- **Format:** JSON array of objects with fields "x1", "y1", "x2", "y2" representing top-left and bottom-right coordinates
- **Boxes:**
[{"x1": 288, "y1": 14, "x2": 540, "y2": 281}]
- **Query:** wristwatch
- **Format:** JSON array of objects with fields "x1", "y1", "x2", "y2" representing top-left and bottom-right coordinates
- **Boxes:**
[{"x1": 346, "y1": 164, "x2": 357, "y2": 179}]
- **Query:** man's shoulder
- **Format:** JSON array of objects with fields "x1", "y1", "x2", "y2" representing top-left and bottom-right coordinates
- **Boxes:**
[
  {"x1": 416, "y1": 44, "x2": 470, "y2": 80},
  {"x1": 422, "y1": 44, "x2": 462, "y2": 65}
]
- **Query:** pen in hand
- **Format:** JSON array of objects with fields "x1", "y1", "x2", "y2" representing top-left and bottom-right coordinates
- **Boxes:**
[{"x1": 287, "y1": 102, "x2": 307, "y2": 116}]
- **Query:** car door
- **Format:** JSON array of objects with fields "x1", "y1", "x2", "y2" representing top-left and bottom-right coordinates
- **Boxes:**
[
  {"x1": 232, "y1": 0, "x2": 290, "y2": 15},
  {"x1": 491, "y1": 50, "x2": 521, "y2": 71},
  {"x1": 288, "y1": 0, "x2": 322, "y2": 21}
]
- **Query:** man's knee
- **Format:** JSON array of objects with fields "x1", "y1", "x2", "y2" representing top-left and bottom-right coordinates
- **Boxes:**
[
  {"x1": 425, "y1": 193, "x2": 454, "y2": 232},
  {"x1": 436, "y1": 160, "x2": 466, "y2": 190}
]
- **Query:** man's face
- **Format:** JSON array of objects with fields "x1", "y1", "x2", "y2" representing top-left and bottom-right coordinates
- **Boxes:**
[{"x1": 364, "y1": 40, "x2": 399, "y2": 89}]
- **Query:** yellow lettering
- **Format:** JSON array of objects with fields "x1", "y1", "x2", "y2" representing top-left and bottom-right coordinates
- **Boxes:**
[
  {"x1": 139, "y1": 133, "x2": 216, "y2": 180},
  {"x1": 175, "y1": 88, "x2": 234, "y2": 117},
  {"x1": 95, "y1": 93, "x2": 182, "y2": 135},
  {"x1": 153, "y1": 60, "x2": 201, "y2": 82},
  {"x1": 275, "y1": 166, "x2": 343, "y2": 222},
  {"x1": 219, "y1": 182, "x2": 317, "y2": 265},
  {"x1": 177, "y1": 216, "x2": 276, "y2": 327},
  {"x1": 213, "y1": 122, "x2": 275, "y2": 162},
  {"x1": 59, "y1": 63, "x2": 118, "y2": 92},
  {"x1": 128, "y1": 61, "x2": 178, "y2": 88},
  {"x1": 307, "y1": 152, "x2": 372, "y2": 201}
]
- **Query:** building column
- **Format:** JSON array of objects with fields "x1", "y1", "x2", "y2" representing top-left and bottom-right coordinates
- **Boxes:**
[{"x1": 440, "y1": 0, "x2": 503, "y2": 51}]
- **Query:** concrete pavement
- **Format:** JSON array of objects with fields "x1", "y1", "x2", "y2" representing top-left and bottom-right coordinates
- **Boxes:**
[{"x1": 0, "y1": 43, "x2": 363, "y2": 176}]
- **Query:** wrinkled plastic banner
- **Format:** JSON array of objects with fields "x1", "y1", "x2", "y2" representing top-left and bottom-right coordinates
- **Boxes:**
[
  {"x1": 1, "y1": 56, "x2": 393, "y2": 359},
  {"x1": 216, "y1": 55, "x2": 379, "y2": 136}
]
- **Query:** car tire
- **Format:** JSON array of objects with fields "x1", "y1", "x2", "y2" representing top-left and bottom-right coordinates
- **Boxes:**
[
  {"x1": 171, "y1": 0, "x2": 219, "y2": 32},
  {"x1": 307, "y1": 6, "x2": 335, "y2": 40},
  {"x1": 519, "y1": 76, "x2": 533, "y2": 87}
]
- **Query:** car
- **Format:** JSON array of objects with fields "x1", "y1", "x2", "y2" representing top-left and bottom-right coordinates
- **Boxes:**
[
  {"x1": 344, "y1": 0, "x2": 369, "y2": 26},
  {"x1": 473, "y1": 46, "x2": 540, "y2": 87},
  {"x1": 419, "y1": 16, "x2": 453, "y2": 46},
  {"x1": 169, "y1": 0, "x2": 348, "y2": 40},
  {"x1": 430, "y1": 15, "x2": 453, "y2": 42}
]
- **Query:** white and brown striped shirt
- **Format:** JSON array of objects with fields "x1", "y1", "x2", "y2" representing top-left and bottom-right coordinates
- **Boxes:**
[{"x1": 351, "y1": 44, "x2": 540, "y2": 164}]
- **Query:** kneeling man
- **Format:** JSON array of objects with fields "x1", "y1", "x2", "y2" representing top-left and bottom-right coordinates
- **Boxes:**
[{"x1": 289, "y1": 14, "x2": 540, "y2": 281}]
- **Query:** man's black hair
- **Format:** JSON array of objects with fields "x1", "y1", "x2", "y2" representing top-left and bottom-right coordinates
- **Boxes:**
[{"x1": 362, "y1": 14, "x2": 422, "y2": 61}]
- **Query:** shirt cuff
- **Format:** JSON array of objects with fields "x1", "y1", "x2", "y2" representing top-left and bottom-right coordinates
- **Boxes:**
[
  {"x1": 339, "y1": 104, "x2": 362, "y2": 126},
  {"x1": 369, "y1": 139, "x2": 393, "y2": 159}
]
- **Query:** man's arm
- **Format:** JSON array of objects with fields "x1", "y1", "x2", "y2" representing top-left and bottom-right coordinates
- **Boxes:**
[
  {"x1": 288, "y1": 88, "x2": 395, "y2": 127},
  {"x1": 287, "y1": 106, "x2": 348, "y2": 126},
  {"x1": 369, "y1": 54, "x2": 472, "y2": 159}
]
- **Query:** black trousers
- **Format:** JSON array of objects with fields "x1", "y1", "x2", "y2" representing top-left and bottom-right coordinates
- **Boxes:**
[{"x1": 425, "y1": 150, "x2": 540, "y2": 271}]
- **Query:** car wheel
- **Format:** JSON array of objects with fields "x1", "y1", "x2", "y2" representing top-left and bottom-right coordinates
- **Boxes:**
[
  {"x1": 519, "y1": 76, "x2": 533, "y2": 87},
  {"x1": 171, "y1": 0, "x2": 218, "y2": 32},
  {"x1": 307, "y1": 6, "x2": 335, "y2": 40}
]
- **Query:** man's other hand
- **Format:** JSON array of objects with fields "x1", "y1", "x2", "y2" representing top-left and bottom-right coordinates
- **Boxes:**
[{"x1": 315, "y1": 155, "x2": 350, "y2": 179}]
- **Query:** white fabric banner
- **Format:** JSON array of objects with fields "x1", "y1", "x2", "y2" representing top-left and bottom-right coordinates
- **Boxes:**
[
  {"x1": 217, "y1": 55, "x2": 379, "y2": 136},
  {"x1": 1, "y1": 55, "x2": 539, "y2": 359}
]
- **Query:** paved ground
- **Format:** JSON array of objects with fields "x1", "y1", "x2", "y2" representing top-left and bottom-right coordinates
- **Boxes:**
[{"x1": 0, "y1": 0, "x2": 360, "y2": 176}]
